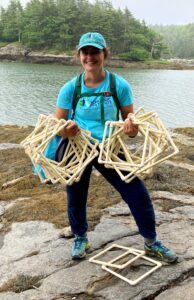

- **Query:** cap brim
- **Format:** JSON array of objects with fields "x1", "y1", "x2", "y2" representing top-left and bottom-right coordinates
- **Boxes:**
[{"x1": 78, "y1": 42, "x2": 104, "y2": 50}]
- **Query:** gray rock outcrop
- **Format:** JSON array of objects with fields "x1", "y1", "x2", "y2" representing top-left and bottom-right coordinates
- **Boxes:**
[{"x1": 0, "y1": 125, "x2": 194, "y2": 299}]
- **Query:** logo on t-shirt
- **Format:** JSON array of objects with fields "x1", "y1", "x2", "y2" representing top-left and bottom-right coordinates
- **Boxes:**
[
  {"x1": 79, "y1": 99, "x2": 85, "y2": 107},
  {"x1": 79, "y1": 97, "x2": 113, "y2": 109}
]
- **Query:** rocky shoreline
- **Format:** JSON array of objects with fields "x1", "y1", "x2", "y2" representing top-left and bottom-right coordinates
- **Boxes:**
[
  {"x1": 1, "y1": 44, "x2": 194, "y2": 69},
  {"x1": 0, "y1": 125, "x2": 194, "y2": 299}
]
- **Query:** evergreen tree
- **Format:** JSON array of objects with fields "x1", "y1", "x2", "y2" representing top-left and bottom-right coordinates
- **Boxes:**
[
  {"x1": 152, "y1": 23, "x2": 194, "y2": 59},
  {"x1": 0, "y1": 0, "x2": 167, "y2": 60},
  {"x1": 1, "y1": 0, "x2": 23, "y2": 42}
]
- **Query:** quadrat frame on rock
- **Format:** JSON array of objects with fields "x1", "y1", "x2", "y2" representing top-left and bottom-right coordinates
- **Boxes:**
[{"x1": 89, "y1": 244, "x2": 162, "y2": 285}]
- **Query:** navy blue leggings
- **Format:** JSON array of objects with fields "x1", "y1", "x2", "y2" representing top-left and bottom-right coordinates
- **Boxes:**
[{"x1": 66, "y1": 157, "x2": 156, "y2": 240}]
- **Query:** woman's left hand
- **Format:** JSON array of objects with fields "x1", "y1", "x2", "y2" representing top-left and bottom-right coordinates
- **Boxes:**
[{"x1": 123, "y1": 117, "x2": 138, "y2": 138}]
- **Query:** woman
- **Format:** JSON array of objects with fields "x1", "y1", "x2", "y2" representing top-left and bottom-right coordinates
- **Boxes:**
[{"x1": 55, "y1": 32, "x2": 177, "y2": 263}]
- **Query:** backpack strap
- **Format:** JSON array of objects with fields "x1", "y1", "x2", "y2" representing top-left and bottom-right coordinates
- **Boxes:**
[
  {"x1": 72, "y1": 73, "x2": 82, "y2": 113},
  {"x1": 109, "y1": 72, "x2": 120, "y2": 120},
  {"x1": 72, "y1": 72, "x2": 121, "y2": 121}
]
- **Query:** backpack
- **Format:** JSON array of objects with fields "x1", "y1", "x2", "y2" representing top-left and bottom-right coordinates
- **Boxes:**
[
  {"x1": 55, "y1": 72, "x2": 121, "y2": 162},
  {"x1": 72, "y1": 72, "x2": 121, "y2": 123}
]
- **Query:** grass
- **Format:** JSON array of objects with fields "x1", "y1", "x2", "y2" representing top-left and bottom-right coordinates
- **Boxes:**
[
  {"x1": 0, "y1": 275, "x2": 43, "y2": 293},
  {"x1": 0, "y1": 42, "x2": 9, "y2": 48},
  {"x1": 144, "y1": 59, "x2": 172, "y2": 65},
  {"x1": 174, "y1": 127, "x2": 194, "y2": 138},
  {"x1": 0, "y1": 131, "x2": 121, "y2": 232},
  {"x1": 0, "y1": 125, "x2": 121, "y2": 233},
  {"x1": 0, "y1": 41, "x2": 24, "y2": 49},
  {"x1": 0, "y1": 169, "x2": 121, "y2": 233},
  {"x1": 0, "y1": 125, "x2": 194, "y2": 234},
  {"x1": 35, "y1": 46, "x2": 75, "y2": 56}
]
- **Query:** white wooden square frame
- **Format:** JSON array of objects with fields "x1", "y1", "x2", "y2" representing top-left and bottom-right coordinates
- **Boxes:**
[
  {"x1": 98, "y1": 107, "x2": 179, "y2": 184},
  {"x1": 89, "y1": 243, "x2": 162, "y2": 286},
  {"x1": 89, "y1": 244, "x2": 145, "y2": 269},
  {"x1": 21, "y1": 114, "x2": 99, "y2": 185},
  {"x1": 102, "y1": 254, "x2": 162, "y2": 286}
]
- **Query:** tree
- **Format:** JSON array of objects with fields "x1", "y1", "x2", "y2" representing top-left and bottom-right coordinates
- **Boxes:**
[
  {"x1": 22, "y1": 0, "x2": 58, "y2": 49},
  {"x1": 151, "y1": 23, "x2": 194, "y2": 59},
  {"x1": 1, "y1": 0, "x2": 23, "y2": 42},
  {"x1": 0, "y1": 0, "x2": 167, "y2": 60}
]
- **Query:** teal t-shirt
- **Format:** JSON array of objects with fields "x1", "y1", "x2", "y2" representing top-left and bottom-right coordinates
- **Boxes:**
[{"x1": 56, "y1": 70, "x2": 134, "y2": 142}]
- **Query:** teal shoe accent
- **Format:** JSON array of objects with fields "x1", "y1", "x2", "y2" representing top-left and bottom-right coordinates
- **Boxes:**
[
  {"x1": 71, "y1": 234, "x2": 90, "y2": 260},
  {"x1": 144, "y1": 240, "x2": 177, "y2": 263}
]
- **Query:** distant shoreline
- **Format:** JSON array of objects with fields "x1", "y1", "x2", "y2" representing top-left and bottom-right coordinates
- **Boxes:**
[{"x1": 1, "y1": 44, "x2": 194, "y2": 70}]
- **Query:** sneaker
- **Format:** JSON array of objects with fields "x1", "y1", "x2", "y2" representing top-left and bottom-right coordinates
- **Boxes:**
[
  {"x1": 144, "y1": 240, "x2": 177, "y2": 263},
  {"x1": 71, "y1": 234, "x2": 90, "y2": 259}
]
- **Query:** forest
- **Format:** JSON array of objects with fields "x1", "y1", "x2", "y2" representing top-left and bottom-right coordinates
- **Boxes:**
[
  {"x1": 0, "y1": 0, "x2": 165, "y2": 61},
  {"x1": 0, "y1": 0, "x2": 193, "y2": 60},
  {"x1": 152, "y1": 24, "x2": 194, "y2": 59}
]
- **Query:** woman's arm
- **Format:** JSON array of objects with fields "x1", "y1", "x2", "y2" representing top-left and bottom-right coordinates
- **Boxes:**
[
  {"x1": 120, "y1": 104, "x2": 138, "y2": 138},
  {"x1": 55, "y1": 107, "x2": 80, "y2": 138}
]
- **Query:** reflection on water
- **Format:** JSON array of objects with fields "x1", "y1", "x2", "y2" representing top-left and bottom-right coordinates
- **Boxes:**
[{"x1": 0, "y1": 62, "x2": 194, "y2": 128}]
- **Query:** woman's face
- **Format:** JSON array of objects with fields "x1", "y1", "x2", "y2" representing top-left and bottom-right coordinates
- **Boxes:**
[{"x1": 79, "y1": 46, "x2": 105, "y2": 73}]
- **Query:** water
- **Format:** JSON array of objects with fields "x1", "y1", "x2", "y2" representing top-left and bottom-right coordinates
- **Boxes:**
[{"x1": 0, "y1": 61, "x2": 194, "y2": 128}]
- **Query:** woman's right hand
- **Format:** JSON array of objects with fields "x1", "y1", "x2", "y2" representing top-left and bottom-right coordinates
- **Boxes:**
[
  {"x1": 55, "y1": 108, "x2": 80, "y2": 138},
  {"x1": 60, "y1": 121, "x2": 81, "y2": 138}
]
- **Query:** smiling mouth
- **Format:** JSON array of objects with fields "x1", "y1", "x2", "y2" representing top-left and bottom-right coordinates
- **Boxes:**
[
  {"x1": 85, "y1": 61, "x2": 97, "y2": 65},
  {"x1": 86, "y1": 61, "x2": 96, "y2": 64}
]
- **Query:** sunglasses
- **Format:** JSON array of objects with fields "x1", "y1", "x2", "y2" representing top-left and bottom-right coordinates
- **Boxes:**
[{"x1": 80, "y1": 48, "x2": 103, "y2": 56}]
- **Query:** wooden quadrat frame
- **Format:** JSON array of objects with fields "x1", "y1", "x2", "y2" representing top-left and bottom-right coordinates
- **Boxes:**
[
  {"x1": 89, "y1": 244, "x2": 145, "y2": 269},
  {"x1": 89, "y1": 243, "x2": 162, "y2": 285},
  {"x1": 21, "y1": 108, "x2": 179, "y2": 186},
  {"x1": 102, "y1": 254, "x2": 162, "y2": 286},
  {"x1": 98, "y1": 107, "x2": 179, "y2": 183},
  {"x1": 21, "y1": 114, "x2": 99, "y2": 185}
]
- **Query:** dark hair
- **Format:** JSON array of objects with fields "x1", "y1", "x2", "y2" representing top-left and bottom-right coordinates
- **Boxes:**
[{"x1": 103, "y1": 48, "x2": 109, "y2": 59}]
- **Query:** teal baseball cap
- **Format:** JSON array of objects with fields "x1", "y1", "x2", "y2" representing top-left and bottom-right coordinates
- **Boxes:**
[{"x1": 78, "y1": 32, "x2": 106, "y2": 50}]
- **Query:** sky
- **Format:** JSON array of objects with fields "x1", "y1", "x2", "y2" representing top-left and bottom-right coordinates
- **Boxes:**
[{"x1": 1, "y1": 0, "x2": 194, "y2": 25}]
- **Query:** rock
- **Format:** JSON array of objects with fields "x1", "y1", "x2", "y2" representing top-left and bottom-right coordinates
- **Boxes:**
[
  {"x1": 0, "y1": 221, "x2": 61, "y2": 265},
  {"x1": 0, "y1": 213, "x2": 194, "y2": 299},
  {"x1": 0, "y1": 234, "x2": 4, "y2": 248},
  {"x1": 0, "y1": 126, "x2": 194, "y2": 299},
  {"x1": 155, "y1": 277, "x2": 194, "y2": 300},
  {"x1": 0, "y1": 215, "x2": 136, "y2": 288},
  {"x1": 165, "y1": 160, "x2": 194, "y2": 171},
  {"x1": 0, "y1": 44, "x2": 25, "y2": 56},
  {"x1": 0, "y1": 143, "x2": 23, "y2": 150},
  {"x1": 59, "y1": 226, "x2": 73, "y2": 238},
  {"x1": 151, "y1": 191, "x2": 194, "y2": 205},
  {"x1": 0, "y1": 292, "x2": 21, "y2": 300},
  {"x1": 0, "y1": 44, "x2": 27, "y2": 61},
  {"x1": 103, "y1": 202, "x2": 130, "y2": 216},
  {"x1": 1, "y1": 45, "x2": 194, "y2": 69},
  {"x1": 0, "y1": 205, "x2": 5, "y2": 216},
  {"x1": 170, "y1": 206, "x2": 194, "y2": 220}
]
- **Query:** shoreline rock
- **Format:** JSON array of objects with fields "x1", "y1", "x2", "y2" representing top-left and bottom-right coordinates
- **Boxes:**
[
  {"x1": 0, "y1": 125, "x2": 194, "y2": 299},
  {"x1": 1, "y1": 44, "x2": 194, "y2": 69}
]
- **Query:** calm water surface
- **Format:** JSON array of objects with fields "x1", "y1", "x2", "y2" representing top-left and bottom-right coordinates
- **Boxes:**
[{"x1": 0, "y1": 61, "x2": 194, "y2": 128}]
